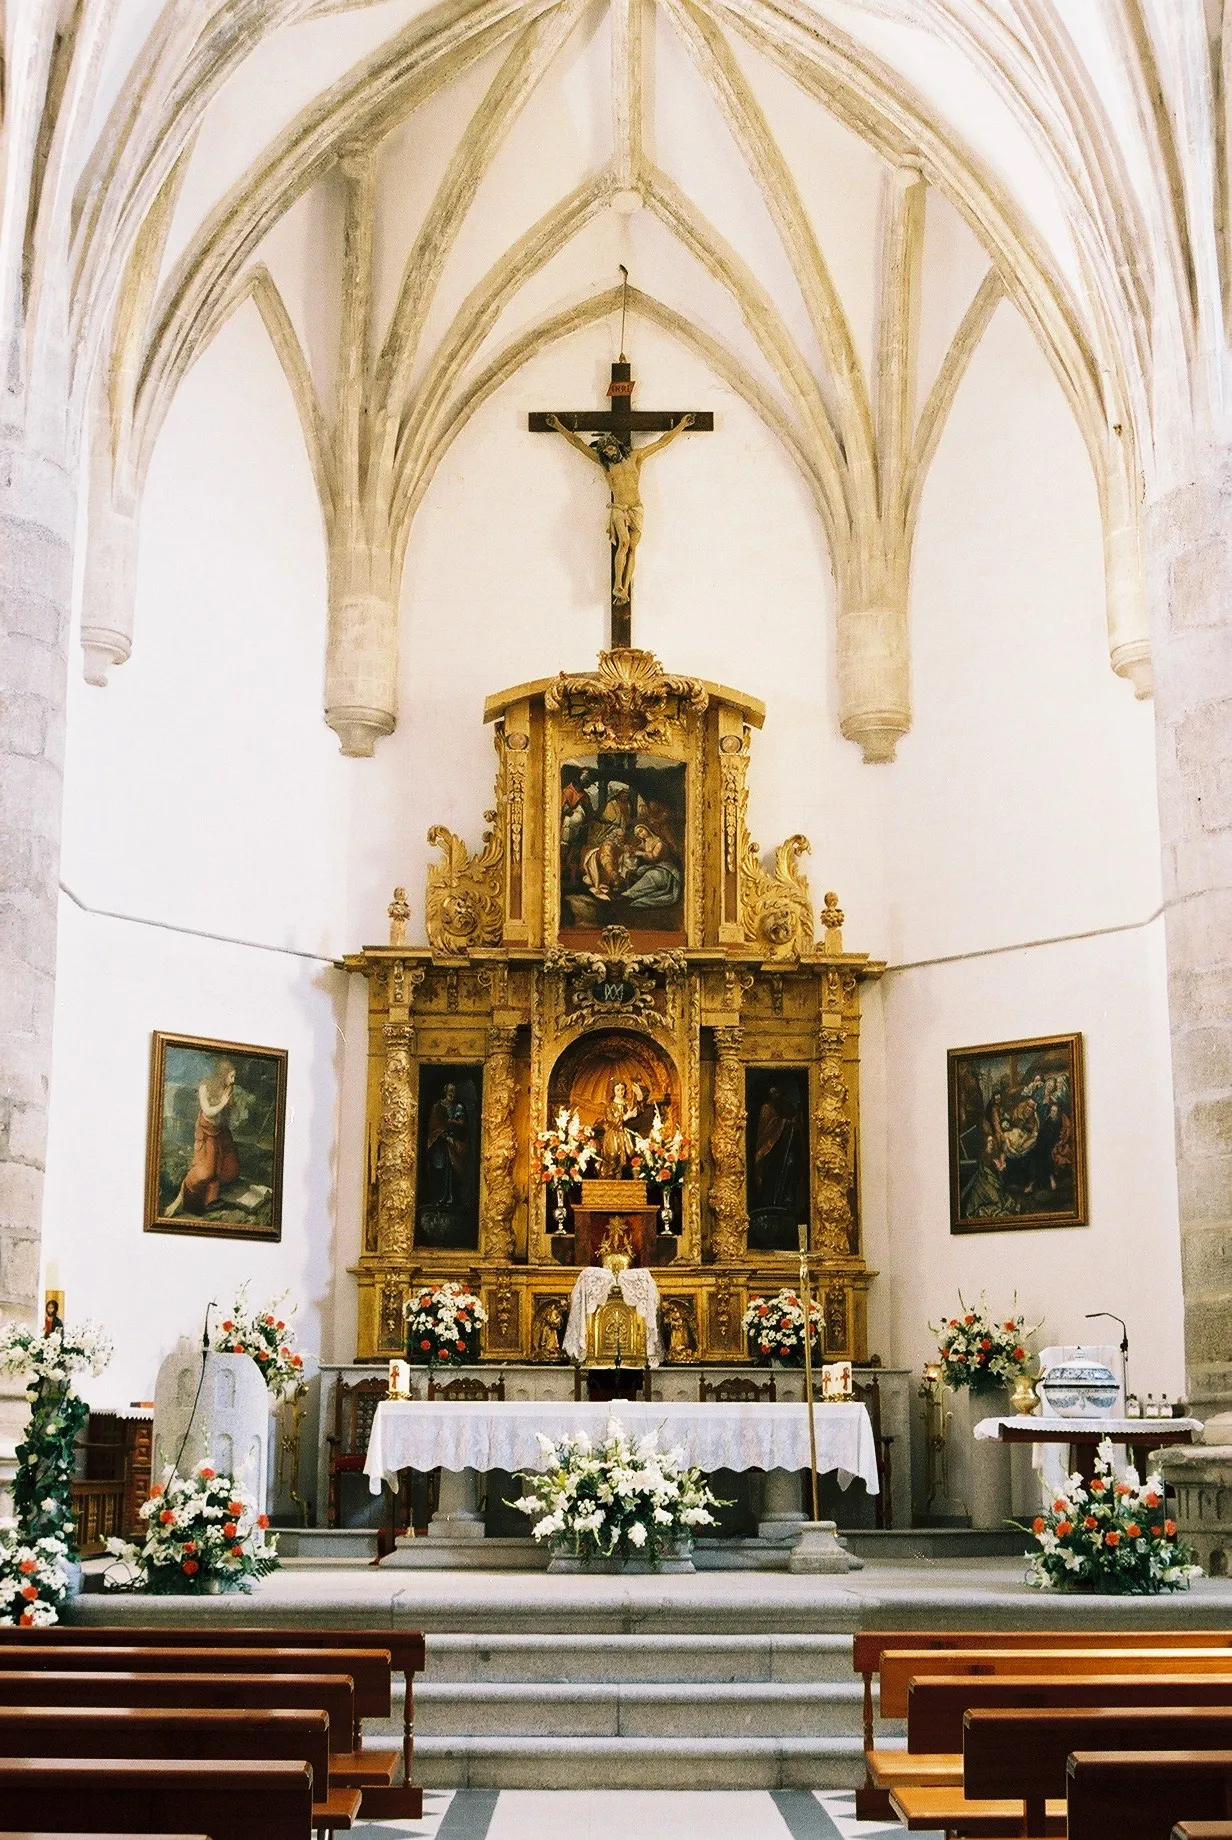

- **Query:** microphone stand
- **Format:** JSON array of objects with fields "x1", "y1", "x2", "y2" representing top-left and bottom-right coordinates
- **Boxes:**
[{"x1": 1085, "y1": 1311, "x2": 1130, "y2": 1413}]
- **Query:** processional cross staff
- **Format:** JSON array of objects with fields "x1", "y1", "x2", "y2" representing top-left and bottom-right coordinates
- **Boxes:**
[{"x1": 529, "y1": 269, "x2": 713, "y2": 647}]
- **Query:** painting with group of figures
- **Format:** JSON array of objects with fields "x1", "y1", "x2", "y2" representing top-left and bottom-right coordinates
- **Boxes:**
[
  {"x1": 416, "y1": 1065, "x2": 483, "y2": 1249},
  {"x1": 948, "y1": 1033, "x2": 1087, "y2": 1233},
  {"x1": 559, "y1": 753, "x2": 686, "y2": 944}
]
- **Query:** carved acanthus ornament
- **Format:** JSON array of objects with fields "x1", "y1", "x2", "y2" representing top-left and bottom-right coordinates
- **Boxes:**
[
  {"x1": 719, "y1": 728, "x2": 750, "y2": 873},
  {"x1": 741, "y1": 833, "x2": 815, "y2": 961},
  {"x1": 425, "y1": 817, "x2": 503, "y2": 954},
  {"x1": 812, "y1": 1028, "x2": 854, "y2": 1256},
  {"x1": 480, "y1": 1024, "x2": 518, "y2": 1262},
  {"x1": 377, "y1": 1037, "x2": 413, "y2": 1258},
  {"x1": 710, "y1": 1024, "x2": 748, "y2": 1262},
  {"x1": 503, "y1": 729, "x2": 529, "y2": 864},
  {"x1": 545, "y1": 648, "x2": 708, "y2": 748},
  {"x1": 546, "y1": 922, "x2": 685, "y2": 1025}
]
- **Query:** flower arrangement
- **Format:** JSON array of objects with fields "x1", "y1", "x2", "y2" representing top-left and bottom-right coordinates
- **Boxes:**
[
  {"x1": 0, "y1": 1521, "x2": 72, "y2": 1626},
  {"x1": 513, "y1": 1421, "x2": 719, "y2": 1565},
  {"x1": 404, "y1": 1281, "x2": 488, "y2": 1365},
  {"x1": 0, "y1": 1317, "x2": 112, "y2": 1559},
  {"x1": 104, "y1": 1463, "x2": 279, "y2": 1595},
  {"x1": 213, "y1": 1289, "x2": 309, "y2": 1397},
  {"x1": 1022, "y1": 1441, "x2": 1201, "y2": 1594},
  {"x1": 535, "y1": 1108, "x2": 597, "y2": 1188},
  {"x1": 929, "y1": 1297, "x2": 1035, "y2": 1394},
  {"x1": 631, "y1": 1114, "x2": 691, "y2": 1188},
  {"x1": 742, "y1": 1289, "x2": 822, "y2": 1367}
]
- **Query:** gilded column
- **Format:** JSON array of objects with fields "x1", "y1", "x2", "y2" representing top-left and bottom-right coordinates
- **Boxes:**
[
  {"x1": 480, "y1": 1023, "x2": 518, "y2": 1261},
  {"x1": 376, "y1": 965, "x2": 418, "y2": 1259},
  {"x1": 710, "y1": 1025, "x2": 748, "y2": 1261},
  {"x1": 813, "y1": 970, "x2": 854, "y2": 1255}
]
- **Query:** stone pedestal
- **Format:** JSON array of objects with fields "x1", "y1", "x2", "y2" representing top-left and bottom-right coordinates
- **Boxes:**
[
  {"x1": 757, "y1": 1467, "x2": 808, "y2": 1542},
  {"x1": 945, "y1": 1386, "x2": 1013, "y2": 1530},
  {"x1": 787, "y1": 1520, "x2": 862, "y2": 1573},
  {"x1": 429, "y1": 1466, "x2": 485, "y2": 1538},
  {"x1": 1158, "y1": 1438, "x2": 1232, "y2": 1575},
  {"x1": 152, "y1": 1343, "x2": 268, "y2": 1505}
]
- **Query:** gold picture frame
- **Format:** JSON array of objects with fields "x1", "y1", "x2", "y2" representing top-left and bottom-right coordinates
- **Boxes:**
[
  {"x1": 948, "y1": 1032, "x2": 1087, "y2": 1234},
  {"x1": 144, "y1": 1031, "x2": 287, "y2": 1242}
]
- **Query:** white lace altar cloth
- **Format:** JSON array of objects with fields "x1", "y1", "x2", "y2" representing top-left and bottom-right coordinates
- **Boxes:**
[
  {"x1": 974, "y1": 1413, "x2": 1202, "y2": 1499},
  {"x1": 562, "y1": 1265, "x2": 663, "y2": 1367},
  {"x1": 365, "y1": 1398, "x2": 878, "y2": 1494}
]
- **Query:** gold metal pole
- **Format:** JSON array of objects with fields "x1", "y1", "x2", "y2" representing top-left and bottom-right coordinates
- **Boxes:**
[{"x1": 798, "y1": 1222, "x2": 820, "y2": 1521}]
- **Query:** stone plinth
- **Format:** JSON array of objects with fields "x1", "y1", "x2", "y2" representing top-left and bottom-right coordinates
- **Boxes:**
[
  {"x1": 152, "y1": 1343, "x2": 268, "y2": 1504},
  {"x1": 787, "y1": 1520, "x2": 861, "y2": 1573},
  {"x1": 1158, "y1": 1441, "x2": 1232, "y2": 1574}
]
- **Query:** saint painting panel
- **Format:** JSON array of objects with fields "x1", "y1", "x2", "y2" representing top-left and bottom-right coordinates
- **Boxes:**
[
  {"x1": 144, "y1": 1032, "x2": 287, "y2": 1240},
  {"x1": 745, "y1": 1067, "x2": 811, "y2": 1252},
  {"x1": 948, "y1": 1033, "x2": 1087, "y2": 1233},
  {"x1": 559, "y1": 753, "x2": 686, "y2": 945},
  {"x1": 415, "y1": 1065, "x2": 482, "y2": 1250}
]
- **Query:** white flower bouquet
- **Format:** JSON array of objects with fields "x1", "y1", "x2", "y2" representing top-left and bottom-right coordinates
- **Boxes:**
[
  {"x1": 0, "y1": 1319, "x2": 112, "y2": 1386},
  {"x1": 214, "y1": 1287, "x2": 310, "y2": 1396},
  {"x1": 742, "y1": 1289, "x2": 822, "y2": 1367},
  {"x1": 0, "y1": 1315, "x2": 112, "y2": 1559},
  {"x1": 404, "y1": 1281, "x2": 488, "y2": 1365},
  {"x1": 535, "y1": 1108, "x2": 597, "y2": 1188},
  {"x1": 0, "y1": 1520, "x2": 71, "y2": 1626},
  {"x1": 1021, "y1": 1440, "x2": 1201, "y2": 1594},
  {"x1": 513, "y1": 1420, "x2": 719, "y2": 1565},
  {"x1": 930, "y1": 1296, "x2": 1035, "y2": 1393},
  {"x1": 105, "y1": 1462, "x2": 279, "y2": 1595}
]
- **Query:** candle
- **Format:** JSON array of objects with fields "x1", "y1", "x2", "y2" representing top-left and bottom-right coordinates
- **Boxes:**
[{"x1": 388, "y1": 1359, "x2": 411, "y2": 1400}]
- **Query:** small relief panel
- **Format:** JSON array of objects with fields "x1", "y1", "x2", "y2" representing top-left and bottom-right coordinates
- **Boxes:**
[
  {"x1": 745, "y1": 1066, "x2": 810, "y2": 1252},
  {"x1": 416, "y1": 1065, "x2": 483, "y2": 1250},
  {"x1": 559, "y1": 753, "x2": 686, "y2": 946}
]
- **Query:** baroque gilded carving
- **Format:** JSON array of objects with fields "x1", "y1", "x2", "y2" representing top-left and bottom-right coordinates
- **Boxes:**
[
  {"x1": 719, "y1": 728, "x2": 750, "y2": 872},
  {"x1": 742, "y1": 833, "x2": 815, "y2": 961},
  {"x1": 710, "y1": 1024, "x2": 748, "y2": 1261},
  {"x1": 425, "y1": 817, "x2": 503, "y2": 954},
  {"x1": 545, "y1": 648, "x2": 708, "y2": 748},
  {"x1": 547, "y1": 922, "x2": 685, "y2": 1025},
  {"x1": 376, "y1": 1021, "x2": 416, "y2": 1259},
  {"x1": 480, "y1": 1024, "x2": 518, "y2": 1261},
  {"x1": 812, "y1": 1028, "x2": 855, "y2": 1256},
  {"x1": 503, "y1": 729, "x2": 529, "y2": 864}
]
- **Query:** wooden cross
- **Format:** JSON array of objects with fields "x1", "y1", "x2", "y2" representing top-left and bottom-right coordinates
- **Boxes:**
[{"x1": 530, "y1": 356, "x2": 713, "y2": 648}]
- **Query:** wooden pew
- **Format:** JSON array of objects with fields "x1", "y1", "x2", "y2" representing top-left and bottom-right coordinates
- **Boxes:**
[
  {"x1": 0, "y1": 1626, "x2": 424, "y2": 1790},
  {"x1": 880, "y1": 1649, "x2": 1232, "y2": 1723},
  {"x1": 0, "y1": 1708, "x2": 360, "y2": 1835},
  {"x1": 853, "y1": 1634, "x2": 1232, "y2": 1818},
  {"x1": 1174, "y1": 1827, "x2": 1232, "y2": 1838},
  {"x1": 1068, "y1": 1752, "x2": 1232, "y2": 1840},
  {"x1": 0, "y1": 1759, "x2": 313, "y2": 1840},
  {"x1": 964, "y1": 1708, "x2": 1232, "y2": 1836},
  {"x1": 0, "y1": 1671, "x2": 354, "y2": 1740}
]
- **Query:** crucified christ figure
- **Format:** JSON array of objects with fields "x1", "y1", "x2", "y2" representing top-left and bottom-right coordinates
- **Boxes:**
[{"x1": 547, "y1": 413, "x2": 695, "y2": 605}]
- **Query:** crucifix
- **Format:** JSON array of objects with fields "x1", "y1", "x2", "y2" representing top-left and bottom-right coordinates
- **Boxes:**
[{"x1": 529, "y1": 270, "x2": 713, "y2": 647}]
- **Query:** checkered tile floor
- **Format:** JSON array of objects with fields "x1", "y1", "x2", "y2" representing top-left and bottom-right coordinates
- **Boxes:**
[{"x1": 357, "y1": 1788, "x2": 937, "y2": 1839}]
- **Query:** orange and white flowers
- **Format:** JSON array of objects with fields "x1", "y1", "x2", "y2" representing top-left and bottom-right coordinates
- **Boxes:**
[
  {"x1": 105, "y1": 1463, "x2": 278, "y2": 1597},
  {"x1": 403, "y1": 1282, "x2": 487, "y2": 1365},
  {"x1": 929, "y1": 1296, "x2": 1037, "y2": 1394},
  {"x1": 0, "y1": 1522, "x2": 70, "y2": 1626},
  {"x1": 742, "y1": 1290, "x2": 823, "y2": 1366},
  {"x1": 213, "y1": 1288, "x2": 310, "y2": 1397},
  {"x1": 1022, "y1": 1440, "x2": 1201, "y2": 1595}
]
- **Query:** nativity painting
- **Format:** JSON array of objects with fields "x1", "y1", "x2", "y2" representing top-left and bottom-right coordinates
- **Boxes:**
[{"x1": 559, "y1": 754, "x2": 686, "y2": 944}]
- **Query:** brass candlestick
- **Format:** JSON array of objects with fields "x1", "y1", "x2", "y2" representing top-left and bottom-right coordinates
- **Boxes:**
[{"x1": 798, "y1": 1222, "x2": 821, "y2": 1522}]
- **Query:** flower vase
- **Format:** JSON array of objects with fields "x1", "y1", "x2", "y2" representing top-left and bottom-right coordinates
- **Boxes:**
[
  {"x1": 548, "y1": 1539, "x2": 695, "y2": 1575},
  {"x1": 945, "y1": 1384, "x2": 1013, "y2": 1530}
]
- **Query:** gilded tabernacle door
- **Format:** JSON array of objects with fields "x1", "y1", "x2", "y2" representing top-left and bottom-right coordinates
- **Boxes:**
[{"x1": 345, "y1": 647, "x2": 882, "y2": 1365}]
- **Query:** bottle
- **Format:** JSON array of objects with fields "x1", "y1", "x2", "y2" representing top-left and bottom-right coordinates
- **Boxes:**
[
  {"x1": 1144, "y1": 1393, "x2": 1158, "y2": 1419},
  {"x1": 1160, "y1": 1393, "x2": 1170, "y2": 1420},
  {"x1": 1125, "y1": 1392, "x2": 1141, "y2": 1419}
]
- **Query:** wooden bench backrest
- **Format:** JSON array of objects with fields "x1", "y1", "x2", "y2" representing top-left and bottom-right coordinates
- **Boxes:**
[
  {"x1": 0, "y1": 1705, "x2": 330, "y2": 1787},
  {"x1": 0, "y1": 1646, "x2": 391, "y2": 1717},
  {"x1": 1068, "y1": 1752, "x2": 1232, "y2": 1840},
  {"x1": 882, "y1": 1648, "x2": 1232, "y2": 1719},
  {"x1": 965, "y1": 1708, "x2": 1232, "y2": 1811},
  {"x1": 6, "y1": 1625, "x2": 426, "y2": 1678},
  {"x1": 0, "y1": 1670, "x2": 354, "y2": 1748},
  {"x1": 1173, "y1": 1827, "x2": 1232, "y2": 1838},
  {"x1": 853, "y1": 1629, "x2": 1232, "y2": 1675},
  {"x1": 0, "y1": 1757, "x2": 313, "y2": 1840},
  {"x1": 909, "y1": 1674, "x2": 1232, "y2": 1752}
]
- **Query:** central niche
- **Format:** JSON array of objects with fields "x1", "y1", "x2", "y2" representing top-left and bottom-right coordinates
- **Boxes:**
[{"x1": 548, "y1": 1029, "x2": 679, "y2": 1176}]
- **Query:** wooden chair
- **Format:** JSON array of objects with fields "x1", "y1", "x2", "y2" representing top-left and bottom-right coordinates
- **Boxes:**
[
  {"x1": 0, "y1": 1758, "x2": 314, "y2": 1840},
  {"x1": 325, "y1": 1377, "x2": 389, "y2": 1535},
  {"x1": 1068, "y1": 1752, "x2": 1232, "y2": 1840},
  {"x1": 0, "y1": 1706, "x2": 360, "y2": 1835},
  {"x1": 851, "y1": 1371, "x2": 893, "y2": 1528},
  {"x1": 427, "y1": 1373, "x2": 505, "y2": 1401},
  {"x1": 699, "y1": 1374, "x2": 776, "y2": 1402}
]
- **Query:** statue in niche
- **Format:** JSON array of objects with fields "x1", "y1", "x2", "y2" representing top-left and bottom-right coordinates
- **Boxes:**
[
  {"x1": 546, "y1": 414, "x2": 695, "y2": 605},
  {"x1": 595, "y1": 1080, "x2": 638, "y2": 1178}
]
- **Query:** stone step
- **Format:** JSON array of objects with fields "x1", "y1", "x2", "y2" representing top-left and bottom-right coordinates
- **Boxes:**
[
  {"x1": 415, "y1": 1679, "x2": 863, "y2": 1739},
  {"x1": 424, "y1": 1631, "x2": 854, "y2": 1683},
  {"x1": 413, "y1": 1732, "x2": 865, "y2": 1790}
]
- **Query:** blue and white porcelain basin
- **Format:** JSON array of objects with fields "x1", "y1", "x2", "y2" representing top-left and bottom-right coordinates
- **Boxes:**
[{"x1": 1038, "y1": 1360, "x2": 1120, "y2": 1419}]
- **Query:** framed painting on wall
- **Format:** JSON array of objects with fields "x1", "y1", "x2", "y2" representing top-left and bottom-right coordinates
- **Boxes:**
[
  {"x1": 144, "y1": 1032, "x2": 287, "y2": 1241},
  {"x1": 948, "y1": 1032, "x2": 1087, "y2": 1234},
  {"x1": 415, "y1": 1064, "x2": 483, "y2": 1251}
]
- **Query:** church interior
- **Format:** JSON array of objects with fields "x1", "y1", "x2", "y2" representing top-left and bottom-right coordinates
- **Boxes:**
[{"x1": 4, "y1": 2, "x2": 1232, "y2": 1837}]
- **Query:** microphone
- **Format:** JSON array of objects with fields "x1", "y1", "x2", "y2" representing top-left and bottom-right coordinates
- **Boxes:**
[{"x1": 202, "y1": 1300, "x2": 218, "y2": 1354}]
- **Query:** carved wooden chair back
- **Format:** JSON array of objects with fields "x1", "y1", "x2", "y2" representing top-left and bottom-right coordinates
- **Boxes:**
[
  {"x1": 326, "y1": 1376, "x2": 389, "y2": 1534},
  {"x1": 851, "y1": 1372, "x2": 893, "y2": 1529},
  {"x1": 699, "y1": 1374, "x2": 777, "y2": 1403},
  {"x1": 427, "y1": 1374, "x2": 506, "y2": 1402}
]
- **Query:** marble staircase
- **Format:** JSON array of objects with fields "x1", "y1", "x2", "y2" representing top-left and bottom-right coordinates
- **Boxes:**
[{"x1": 407, "y1": 1631, "x2": 870, "y2": 1789}]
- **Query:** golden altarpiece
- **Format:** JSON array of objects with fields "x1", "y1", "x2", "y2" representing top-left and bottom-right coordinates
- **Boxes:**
[{"x1": 345, "y1": 648, "x2": 882, "y2": 1367}]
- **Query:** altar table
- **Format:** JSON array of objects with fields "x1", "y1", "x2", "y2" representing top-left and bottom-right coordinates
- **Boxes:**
[
  {"x1": 975, "y1": 1413, "x2": 1201, "y2": 1498},
  {"x1": 365, "y1": 1398, "x2": 879, "y2": 1496}
]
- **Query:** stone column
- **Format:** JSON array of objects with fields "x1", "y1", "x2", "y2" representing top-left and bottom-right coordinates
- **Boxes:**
[
  {"x1": 0, "y1": 435, "x2": 76, "y2": 1488},
  {"x1": 1146, "y1": 452, "x2": 1232, "y2": 1422}
]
